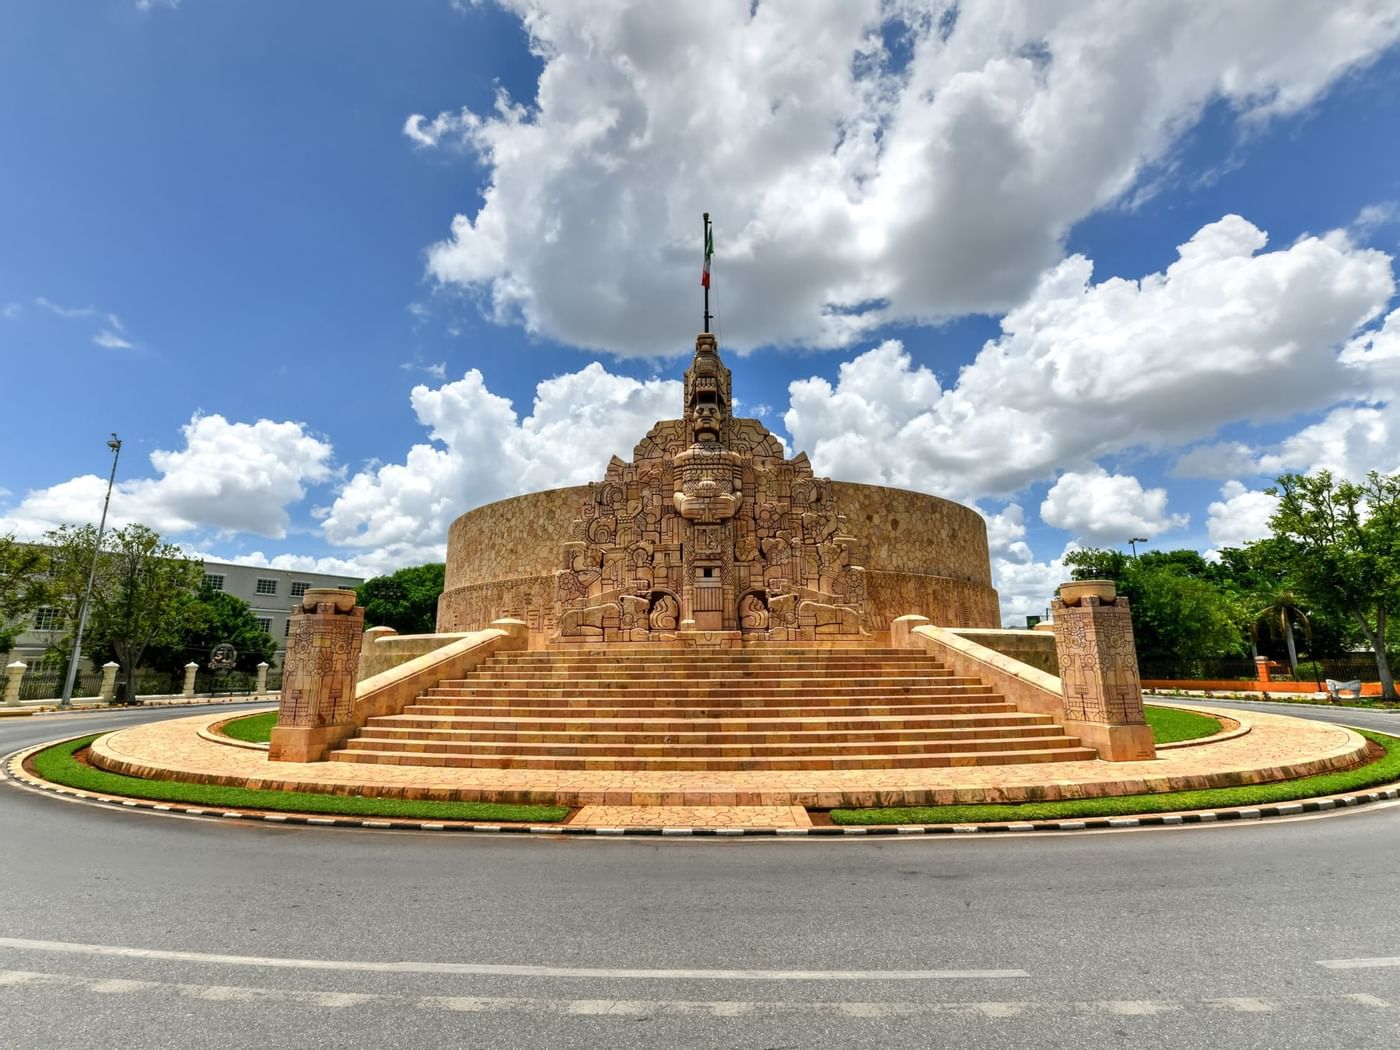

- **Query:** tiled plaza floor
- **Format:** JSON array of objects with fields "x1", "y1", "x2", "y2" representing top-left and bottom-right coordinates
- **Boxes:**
[{"x1": 85, "y1": 705, "x2": 1368, "y2": 812}]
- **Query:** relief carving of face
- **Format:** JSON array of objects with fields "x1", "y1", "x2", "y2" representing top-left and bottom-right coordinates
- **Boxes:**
[{"x1": 693, "y1": 402, "x2": 721, "y2": 441}]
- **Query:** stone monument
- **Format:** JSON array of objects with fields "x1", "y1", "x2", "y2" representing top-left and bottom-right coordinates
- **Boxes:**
[
  {"x1": 269, "y1": 587, "x2": 365, "y2": 762},
  {"x1": 1052, "y1": 581, "x2": 1155, "y2": 761},
  {"x1": 554, "y1": 333, "x2": 868, "y2": 644}
]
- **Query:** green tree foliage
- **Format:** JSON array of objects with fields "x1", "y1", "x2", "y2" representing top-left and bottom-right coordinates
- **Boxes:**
[
  {"x1": 141, "y1": 585, "x2": 277, "y2": 674},
  {"x1": 1265, "y1": 470, "x2": 1400, "y2": 698},
  {"x1": 1065, "y1": 548, "x2": 1245, "y2": 674},
  {"x1": 0, "y1": 535, "x2": 50, "y2": 655},
  {"x1": 356, "y1": 563, "x2": 445, "y2": 635},
  {"x1": 45, "y1": 523, "x2": 204, "y2": 702}
]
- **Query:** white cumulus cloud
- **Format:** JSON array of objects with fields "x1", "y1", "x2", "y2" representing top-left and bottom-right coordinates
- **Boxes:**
[
  {"x1": 783, "y1": 215, "x2": 1393, "y2": 503},
  {"x1": 413, "y1": 0, "x2": 1400, "y2": 355},
  {"x1": 1039, "y1": 468, "x2": 1187, "y2": 544},
  {"x1": 1205, "y1": 481, "x2": 1279, "y2": 549},
  {"x1": 319, "y1": 363, "x2": 683, "y2": 567},
  {"x1": 0, "y1": 415, "x2": 335, "y2": 540}
]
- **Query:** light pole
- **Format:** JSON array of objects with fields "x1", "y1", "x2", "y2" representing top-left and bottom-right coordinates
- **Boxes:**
[
  {"x1": 1128, "y1": 536, "x2": 1148, "y2": 558},
  {"x1": 59, "y1": 434, "x2": 122, "y2": 709}
]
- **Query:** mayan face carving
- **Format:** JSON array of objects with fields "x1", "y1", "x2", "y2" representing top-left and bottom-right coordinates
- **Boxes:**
[{"x1": 553, "y1": 331, "x2": 867, "y2": 642}]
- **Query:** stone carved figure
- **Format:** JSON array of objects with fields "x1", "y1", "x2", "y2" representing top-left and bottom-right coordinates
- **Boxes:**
[
  {"x1": 649, "y1": 592, "x2": 680, "y2": 631},
  {"x1": 738, "y1": 592, "x2": 770, "y2": 630},
  {"x1": 554, "y1": 331, "x2": 866, "y2": 641}
]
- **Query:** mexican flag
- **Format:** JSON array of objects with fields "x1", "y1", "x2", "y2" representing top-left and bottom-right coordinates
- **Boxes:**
[{"x1": 701, "y1": 225, "x2": 713, "y2": 288}]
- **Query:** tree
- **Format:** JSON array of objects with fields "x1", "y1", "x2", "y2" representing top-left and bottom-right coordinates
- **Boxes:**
[
  {"x1": 45, "y1": 523, "x2": 204, "y2": 702},
  {"x1": 1250, "y1": 587, "x2": 1312, "y2": 678},
  {"x1": 356, "y1": 563, "x2": 445, "y2": 635},
  {"x1": 1065, "y1": 547, "x2": 1245, "y2": 674},
  {"x1": 0, "y1": 535, "x2": 50, "y2": 655},
  {"x1": 1266, "y1": 470, "x2": 1400, "y2": 698},
  {"x1": 141, "y1": 585, "x2": 277, "y2": 674}
]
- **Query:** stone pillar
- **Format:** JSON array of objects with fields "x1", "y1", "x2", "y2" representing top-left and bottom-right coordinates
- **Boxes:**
[
  {"x1": 269, "y1": 588, "x2": 365, "y2": 763},
  {"x1": 1254, "y1": 656, "x2": 1271, "y2": 683},
  {"x1": 99, "y1": 662, "x2": 120, "y2": 702},
  {"x1": 1052, "y1": 581, "x2": 1155, "y2": 761},
  {"x1": 3, "y1": 661, "x2": 24, "y2": 707},
  {"x1": 182, "y1": 661, "x2": 199, "y2": 698},
  {"x1": 356, "y1": 625, "x2": 398, "y2": 681},
  {"x1": 255, "y1": 662, "x2": 269, "y2": 694}
]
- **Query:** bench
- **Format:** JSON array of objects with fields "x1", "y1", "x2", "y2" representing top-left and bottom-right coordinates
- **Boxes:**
[{"x1": 1326, "y1": 678, "x2": 1362, "y2": 702}]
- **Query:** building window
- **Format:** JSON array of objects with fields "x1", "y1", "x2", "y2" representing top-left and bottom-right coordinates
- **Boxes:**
[
  {"x1": 289, "y1": 581, "x2": 309, "y2": 598},
  {"x1": 255, "y1": 578, "x2": 278, "y2": 596},
  {"x1": 284, "y1": 619, "x2": 291, "y2": 636},
  {"x1": 204, "y1": 573, "x2": 225, "y2": 592},
  {"x1": 33, "y1": 607, "x2": 63, "y2": 631},
  {"x1": 255, "y1": 617, "x2": 273, "y2": 634}
]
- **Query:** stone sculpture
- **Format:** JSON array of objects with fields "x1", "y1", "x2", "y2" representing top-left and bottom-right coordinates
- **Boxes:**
[{"x1": 554, "y1": 332, "x2": 868, "y2": 643}]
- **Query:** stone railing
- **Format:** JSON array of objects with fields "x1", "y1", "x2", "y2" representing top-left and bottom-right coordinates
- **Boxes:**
[
  {"x1": 894, "y1": 601, "x2": 1155, "y2": 762},
  {"x1": 269, "y1": 594, "x2": 527, "y2": 762}
]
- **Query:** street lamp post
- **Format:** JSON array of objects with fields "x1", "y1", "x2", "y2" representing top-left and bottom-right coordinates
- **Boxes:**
[
  {"x1": 59, "y1": 434, "x2": 122, "y2": 709},
  {"x1": 1128, "y1": 536, "x2": 1148, "y2": 558}
]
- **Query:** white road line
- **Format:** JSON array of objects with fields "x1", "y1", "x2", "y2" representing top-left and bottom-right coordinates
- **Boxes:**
[
  {"x1": 0, "y1": 937, "x2": 1028, "y2": 981},
  {"x1": 1343, "y1": 993, "x2": 1392, "y2": 1008},
  {"x1": 1317, "y1": 956, "x2": 1400, "y2": 969},
  {"x1": 0, "y1": 969, "x2": 1391, "y2": 1020}
]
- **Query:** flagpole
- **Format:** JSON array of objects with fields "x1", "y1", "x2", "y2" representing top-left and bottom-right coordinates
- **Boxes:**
[{"x1": 702, "y1": 212, "x2": 712, "y2": 333}]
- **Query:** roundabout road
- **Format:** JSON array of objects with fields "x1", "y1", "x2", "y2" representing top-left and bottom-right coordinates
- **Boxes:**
[{"x1": 1, "y1": 705, "x2": 1398, "y2": 1049}]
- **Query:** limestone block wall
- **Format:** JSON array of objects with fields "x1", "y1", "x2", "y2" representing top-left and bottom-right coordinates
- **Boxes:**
[{"x1": 438, "y1": 482, "x2": 1001, "y2": 638}]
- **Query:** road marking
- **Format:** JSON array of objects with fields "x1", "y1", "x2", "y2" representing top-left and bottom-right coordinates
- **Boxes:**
[
  {"x1": 0, "y1": 937, "x2": 1028, "y2": 981},
  {"x1": 1205, "y1": 997, "x2": 1276, "y2": 1012},
  {"x1": 1343, "y1": 993, "x2": 1392, "y2": 1008},
  {"x1": 0, "y1": 970, "x2": 1391, "y2": 1021},
  {"x1": 1317, "y1": 956, "x2": 1400, "y2": 970}
]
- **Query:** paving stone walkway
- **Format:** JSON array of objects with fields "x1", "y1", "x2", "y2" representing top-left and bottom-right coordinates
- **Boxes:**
[{"x1": 84, "y1": 704, "x2": 1368, "y2": 816}]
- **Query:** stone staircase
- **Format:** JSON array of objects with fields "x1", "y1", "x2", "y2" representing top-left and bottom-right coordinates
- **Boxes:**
[{"x1": 328, "y1": 647, "x2": 1096, "y2": 771}]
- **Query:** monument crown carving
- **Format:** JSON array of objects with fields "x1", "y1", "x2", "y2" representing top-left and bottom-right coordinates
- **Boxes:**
[{"x1": 555, "y1": 333, "x2": 868, "y2": 642}]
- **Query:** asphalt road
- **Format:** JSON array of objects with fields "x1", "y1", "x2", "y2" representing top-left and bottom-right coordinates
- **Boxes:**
[{"x1": 1, "y1": 704, "x2": 1398, "y2": 1049}]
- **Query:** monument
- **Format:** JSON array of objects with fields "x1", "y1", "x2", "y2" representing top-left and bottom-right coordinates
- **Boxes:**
[{"x1": 438, "y1": 339, "x2": 1002, "y2": 647}]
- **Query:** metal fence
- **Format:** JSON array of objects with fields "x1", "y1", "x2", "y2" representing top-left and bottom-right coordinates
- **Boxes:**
[
  {"x1": 1139, "y1": 654, "x2": 1393, "y2": 683},
  {"x1": 14, "y1": 662, "x2": 282, "y2": 702}
]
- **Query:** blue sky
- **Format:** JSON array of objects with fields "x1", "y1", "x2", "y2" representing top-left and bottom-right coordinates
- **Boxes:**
[{"x1": 3, "y1": 1, "x2": 1400, "y2": 622}]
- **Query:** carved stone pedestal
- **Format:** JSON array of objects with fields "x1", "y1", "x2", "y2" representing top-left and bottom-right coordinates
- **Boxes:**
[
  {"x1": 1052, "y1": 585, "x2": 1156, "y2": 762},
  {"x1": 269, "y1": 588, "x2": 365, "y2": 763}
]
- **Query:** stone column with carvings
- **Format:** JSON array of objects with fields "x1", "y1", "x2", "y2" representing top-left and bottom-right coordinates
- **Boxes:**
[
  {"x1": 1052, "y1": 581, "x2": 1156, "y2": 761},
  {"x1": 3, "y1": 661, "x2": 24, "y2": 706},
  {"x1": 269, "y1": 588, "x2": 365, "y2": 762},
  {"x1": 99, "y1": 662, "x2": 119, "y2": 702}
]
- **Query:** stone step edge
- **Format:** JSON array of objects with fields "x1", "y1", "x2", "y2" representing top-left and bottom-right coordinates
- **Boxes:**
[{"x1": 12, "y1": 745, "x2": 1396, "y2": 835}]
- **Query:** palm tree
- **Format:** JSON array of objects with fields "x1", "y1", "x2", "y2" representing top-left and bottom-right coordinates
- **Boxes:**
[{"x1": 1252, "y1": 589, "x2": 1313, "y2": 679}]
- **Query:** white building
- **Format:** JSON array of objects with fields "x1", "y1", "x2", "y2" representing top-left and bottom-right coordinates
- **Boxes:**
[{"x1": 13, "y1": 558, "x2": 363, "y2": 669}]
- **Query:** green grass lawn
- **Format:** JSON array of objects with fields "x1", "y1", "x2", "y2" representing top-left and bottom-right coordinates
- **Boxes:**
[
  {"x1": 29, "y1": 734, "x2": 569, "y2": 823},
  {"x1": 219, "y1": 711, "x2": 277, "y2": 743},
  {"x1": 829, "y1": 729, "x2": 1400, "y2": 826},
  {"x1": 1142, "y1": 704, "x2": 1221, "y2": 744}
]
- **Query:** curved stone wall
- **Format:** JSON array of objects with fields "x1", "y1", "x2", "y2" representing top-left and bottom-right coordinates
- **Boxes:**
[{"x1": 438, "y1": 482, "x2": 1000, "y2": 637}]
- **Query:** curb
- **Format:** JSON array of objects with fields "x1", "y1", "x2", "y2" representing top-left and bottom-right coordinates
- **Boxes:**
[{"x1": 5, "y1": 738, "x2": 1400, "y2": 839}]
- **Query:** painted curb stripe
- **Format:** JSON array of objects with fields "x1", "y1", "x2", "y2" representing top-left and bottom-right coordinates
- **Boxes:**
[{"x1": 3, "y1": 742, "x2": 1399, "y2": 839}]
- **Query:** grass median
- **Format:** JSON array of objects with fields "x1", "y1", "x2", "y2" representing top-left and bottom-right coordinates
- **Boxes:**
[
  {"x1": 27, "y1": 734, "x2": 570, "y2": 823},
  {"x1": 1142, "y1": 704, "x2": 1221, "y2": 744},
  {"x1": 829, "y1": 728, "x2": 1400, "y2": 826},
  {"x1": 219, "y1": 711, "x2": 277, "y2": 743}
]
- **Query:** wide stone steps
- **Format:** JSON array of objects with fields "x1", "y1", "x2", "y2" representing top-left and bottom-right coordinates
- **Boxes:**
[
  {"x1": 354, "y1": 721, "x2": 1061, "y2": 747},
  {"x1": 329, "y1": 745, "x2": 1095, "y2": 771},
  {"x1": 367, "y1": 710, "x2": 1052, "y2": 734},
  {"x1": 404, "y1": 696, "x2": 1016, "y2": 716},
  {"x1": 329, "y1": 646, "x2": 1092, "y2": 771},
  {"x1": 390, "y1": 700, "x2": 1028, "y2": 722},
  {"x1": 341, "y1": 732, "x2": 1083, "y2": 758}
]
